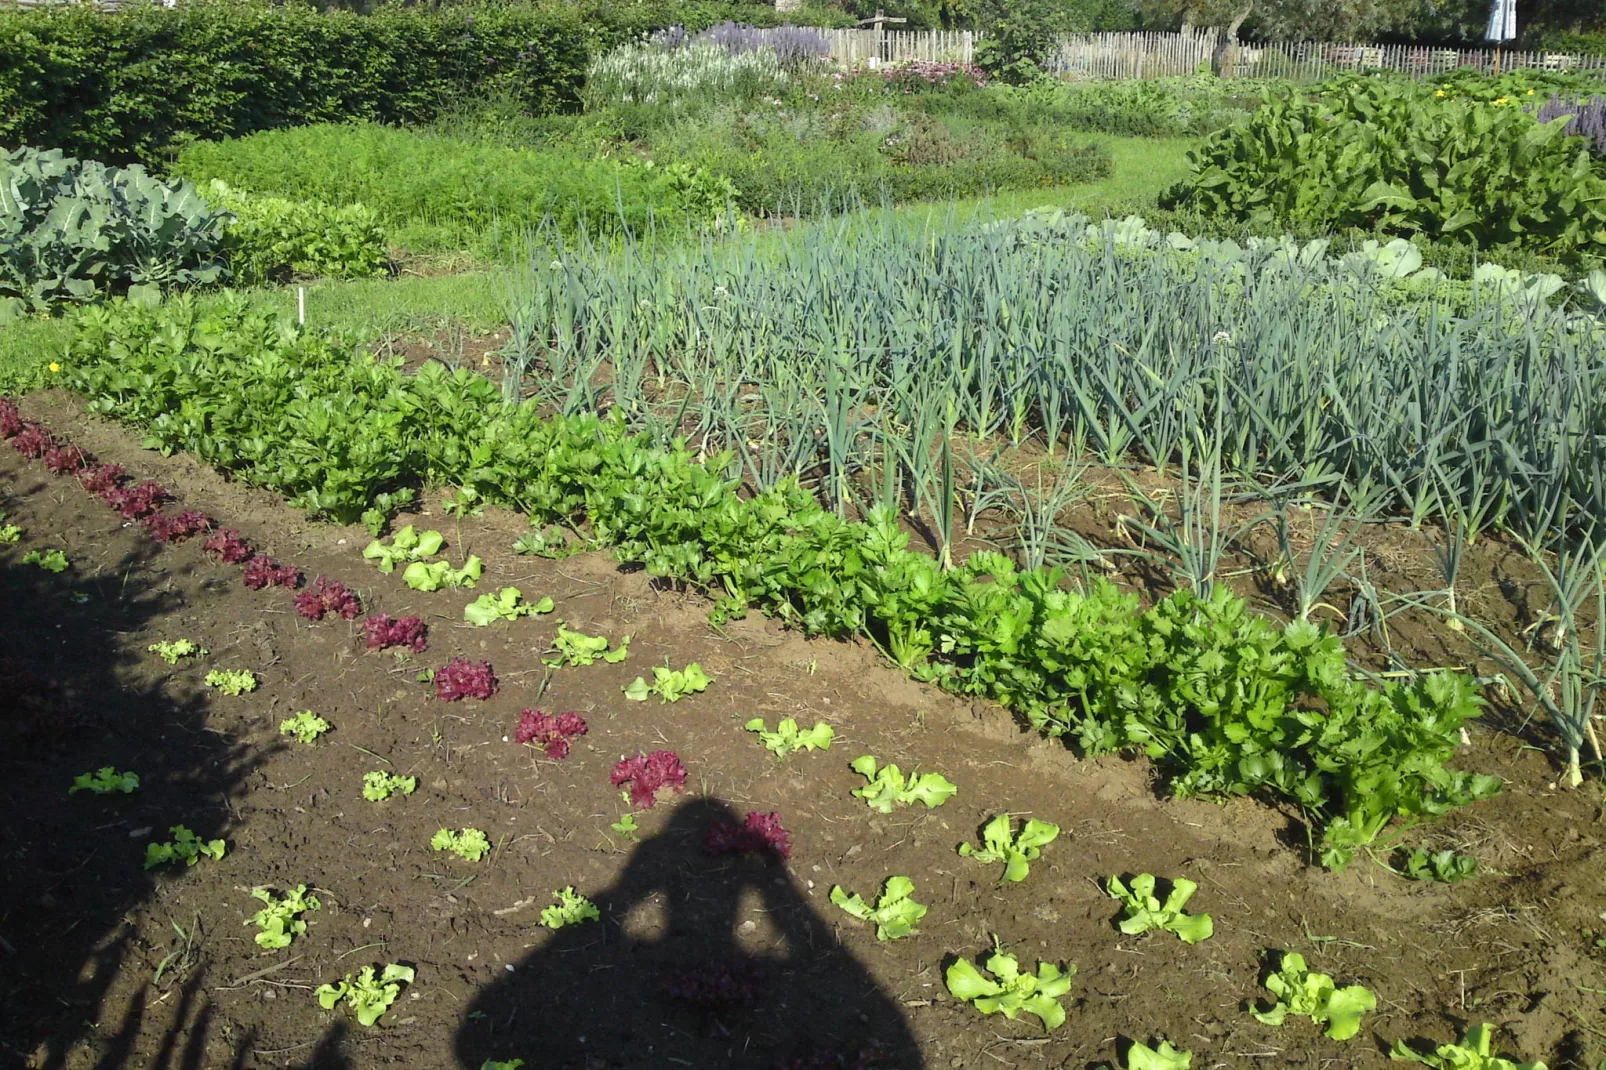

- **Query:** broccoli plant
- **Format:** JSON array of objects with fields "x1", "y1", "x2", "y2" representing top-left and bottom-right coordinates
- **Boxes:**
[
  {"x1": 541, "y1": 886, "x2": 600, "y2": 930},
  {"x1": 542, "y1": 622, "x2": 630, "y2": 667},
  {"x1": 205, "y1": 669, "x2": 257, "y2": 695},
  {"x1": 1390, "y1": 1024, "x2": 1548, "y2": 1069},
  {"x1": 1106, "y1": 874, "x2": 1213, "y2": 944},
  {"x1": 623, "y1": 661, "x2": 711, "y2": 703},
  {"x1": 22, "y1": 548, "x2": 69, "y2": 572},
  {"x1": 316, "y1": 963, "x2": 415, "y2": 1027},
  {"x1": 849, "y1": 756, "x2": 957, "y2": 813},
  {"x1": 69, "y1": 767, "x2": 139, "y2": 795},
  {"x1": 247, "y1": 884, "x2": 322, "y2": 949},
  {"x1": 1251, "y1": 951, "x2": 1375, "y2": 1040},
  {"x1": 745, "y1": 717, "x2": 835, "y2": 759},
  {"x1": 1397, "y1": 847, "x2": 1480, "y2": 884},
  {"x1": 431, "y1": 827, "x2": 491, "y2": 862},
  {"x1": 958, "y1": 814, "x2": 1060, "y2": 885},
  {"x1": 362, "y1": 525, "x2": 444, "y2": 572},
  {"x1": 463, "y1": 587, "x2": 553, "y2": 627},
  {"x1": 830, "y1": 876, "x2": 927, "y2": 940},
  {"x1": 362, "y1": 771, "x2": 417, "y2": 801},
  {"x1": 148, "y1": 639, "x2": 208, "y2": 664},
  {"x1": 279, "y1": 710, "x2": 331, "y2": 743},
  {"x1": 944, "y1": 940, "x2": 1076, "y2": 1033},
  {"x1": 145, "y1": 826, "x2": 227, "y2": 869},
  {"x1": 1098, "y1": 1040, "x2": 1194, "y2": 1069}
]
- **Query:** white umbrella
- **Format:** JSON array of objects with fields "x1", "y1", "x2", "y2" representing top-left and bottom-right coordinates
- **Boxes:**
[{"x1": 1485, "y1": 0, "x2": 1516, "y2": 43}]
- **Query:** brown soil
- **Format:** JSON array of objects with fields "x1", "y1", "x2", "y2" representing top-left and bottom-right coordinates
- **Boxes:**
[{"x1": 3, "y1": 396, "x2": 1606, "y2": 1070}]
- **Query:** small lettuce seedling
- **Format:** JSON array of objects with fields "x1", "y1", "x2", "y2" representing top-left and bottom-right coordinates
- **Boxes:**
[
  {"x1": 280, "y1": 710, "x2": 331, "y2": 743},
  {"x1": 205, "y1": 669, "x2": 257, "y2": 695},
  {"x1": 148, "y1": 639, "x2": 208, "y2": 664},
  {"x1": 145, "y1": 826, "x2": 226, "y2": 869},
  {"x1": 959, "y1": 814, "x2": 1060, "y2": 885},
  {"x1": 316, "y1": 963, "x2": 415, "y2": 1027},
  {"x1": 541, "y1": 886, "x2": 600, "y2": 930},
  {"x1": 1398, "y1": 847, "x2": 1480, "y2": 884},
  {"x1": 464, "y1": 586, "x2": 553, "y2": 627},
  {"x1": 1107, "y1": 874, "x2": 1213, "y2": 944},
  {"x1": 1252, "y1": 951, "x2": 1375, "y2": 1040},
  {"x1": 431, "y1": 827, "x2": 491, "y2": 862},
  {"x1": 22, "y1": 548, "x2": 69, "y2": 572},
  {"x1": 745, "y1": 717, "x2": 834, "y2": 759},
  {"x1": 403, "y1": 556, "x2": 483, "y2": 592},
  {"x1": 623, "y1": 662, "x2": 711, "y2": 703},
  {"x1": 610, "y1": 813, "x2": 640, "y2": 843},
  {"x1": 1098, "y1": 1039, "x2": 1194, "y2": 1069},
  {"x1": 248, "y1": 884, "x2": 322, "y2": 949},
  {"x1": 1, "y1": 522, "x2": 23, "y2": 543},
  {"x1": 542, "y1": 622, "x2": 630, "y2": 667},
  {"x1": 481, "y1": 1061, "x2": 525, "y2": 1070},
  {"x1": 1390, "y1": 1023, "x2": 1547, "y2": 1069},
  {"x1": 945, "y1": 941, "x2": 1076, "y2": 1033},
  {"x1": 830, "y1": 876, "x2": 927, "y2": 940},
  {"x1": 850, "y1": 756, "x2": 957, "y2": 813},
  {"x1": 362, "y1": 525, "x2": 444, "y2": 573},
  {"x1": 362, "y1": 771, "x2": 417, "y2": 801},
  {"x1": 70, "y1": 767, "x2": 139, "y2": 795}
]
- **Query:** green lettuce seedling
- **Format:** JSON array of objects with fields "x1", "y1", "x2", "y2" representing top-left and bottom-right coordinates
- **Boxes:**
[
  {"x1": 280, "y1": 710, "x2": 331, "y2": 743},
  {"x1": 1252, "y1": 951, "x2": 1375, "y2": 1040},
  {"x1": 464, "y1": 586, "x2": 553, "y2": 626},
  {"x1": 148, "y1": 639, "x2": 208, "y2": 664},
  {"x1": 316, "y1": 963, "x2": 415, "y2": 1027},
  {"x1": 363, "y1": 771, "x2": 417, "y2": 801},
  {"x1": 849, "y1": 755, "x2": 956, "y2": 813},
  {"x1": 362, "y1": 525, "x2": 445, "y2": 573},
  {"x1": 959, "y1": 814, "x2": 1060, "y2": 885},
  {"x1": 145, "y1": 825, "x2": 226, "y2": 869},
  {"x1": 1398, "y1": 847, "x2": 1480, "y2": 884},
  {"x1": 23, "y1": 548, "x2": 69, "y2": 572},
  {"x1": 431, "y1": 827, "x2": 491, "y2": 862},
  {"x1": 1390, "y1": 1023, "x2": 1547, "y2": 1069},
  {"x1": 70, "y1": 767, "x2": 139, "y2": 795},
  {"x1": 205, "y1": 669, "x2": 257, "y2": 695},
  {"x1": 1107, "y1": 874, "x2": 1213, "y2": 944},
  {"x1": 1100, "y1": 1040, "x2": 1194, "y2": 1069},
  {"x1": 623, "y1": 662, "x2": 711, "y2": 703},
  {"x1": 745, "y1": 717, "x2": 835, "y2": 759},
  {"x1": 248, "y1": 884, "x2": 322, "y2": 949},
  {"x1": 543, "y1": 622, "x2": 630, "y2": 667},
  {"x1": 402, "y1": 556, "x2": 483, "y2": 592},
  {"x1": 541, "y1": 886, "x2": 600, "y2": 930},
  {"x1": 1, "y1": 522, "x2": 24, "y2": 543},
  {"x1": 945, "y1": 941, "x2": 1076, "y2": 1033},
  {"x1": 481, "y1": 1061, "x2": 525, "y2": 1070},
  {"x1": 610, "y1": 813, "x2": 640, "y2": 843},
  {"x1": 830, "y1": 876, "x2": 927, "y2": 940}
]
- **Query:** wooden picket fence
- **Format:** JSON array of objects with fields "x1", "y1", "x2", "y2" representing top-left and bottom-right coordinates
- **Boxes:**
[{"x1": 820, "y1": 29, "x2": 975, "y2": 68}]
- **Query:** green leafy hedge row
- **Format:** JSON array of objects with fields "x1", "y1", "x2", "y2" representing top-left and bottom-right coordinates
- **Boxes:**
[{"x1": 61, "y1": 296, "x2": 1501, "y2": 868}]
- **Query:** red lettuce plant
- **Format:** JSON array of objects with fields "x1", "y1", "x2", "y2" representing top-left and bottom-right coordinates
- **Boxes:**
[
  {"x1": 661, "y1": 962, "x2": 763, "y2": 1009},
  {"x1": 11, "y1": 424, "x2": 53, "y2": 458},
  {"x1": 775, "y1": 1047, "x2": 890, "y2": 1070},
  {"x1": 43, "y1": 445, "x2": 91, "y2": 474},
  {"x1": 80, "y1": 464, "x2": 126, "y2": 498},
  {"x1": 611, "y1": 751, "x2": 687, "y2": 809},
  {"x1": 202, "y1": 528, "x2": 253, "y2": 564},
  {"x1": 514, "y1": 710, "x2": 588, "y2": 759},
  {"x1": 295, "y1": 576, "x2": 363, "y2": 621},
  {"x1": 142, "y1": 510, "x2": 212, "y2": 544},
  {"x1": 105, "y1": 480, "x2": 169, "y2": 520},
  {"x1": 363, "y1": 614, "x2": 428, "y2": 653},
  {"x1": 242, "y1": 555, "x2": 301, "y2": 590},
  {"x1": 704, "y1": 811, "x2": 792, "y2": 860},
  {"x1": 0, "y1": 398, "x2": 22, "y2": 438},
  {"x1": 435, "y1": 657, "x2": 497, "y2": 701}
]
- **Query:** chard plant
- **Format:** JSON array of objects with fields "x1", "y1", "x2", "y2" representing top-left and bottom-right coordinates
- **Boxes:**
[
  {"x1": 830, "y1": 876, "x2": 926, "y2": 940},
  {"x1": 145, "y1": 826, "x2": 226, "y2": 869},
  {"x1": 316, "y1": 963, "x2": 415, "y2": 1027},
  {"x1": 1390, "y1": 1024, "x2": 1547, "y2": 1069},
  {"x1": 247, "y1": 884, "x2": 322, "y2": 949},
  {"x1": 623, "y1": 661, "x2": 711, "y2": 703},
  {"x1": 362, "y1": 771, "x2": 417, "y2": 801},
  {"x1": 542, "y1": 622, "x2": 630, "y2": 667},
  {"x1": 279, "y1": 710, "x2": 331, "y2": 743},
  {"x1": 1099, "y1": 1040, "x2": 1193, "y2": 1069},
  {"x1": 69, "y1": 767, "x2": 139, "y2": 795},
  {"x1": 205, "y1": 669, "x2": 257, "y2": 695},
  {"x1": 464, "y1": 586, "x2": 552, "y2": 626},
  {"x1": 944, "y1": 939, "x2": 1076, "y2": 1033},
  {"x1": 744, "y1": 717, "x2": 834, "y2": 758},
  {"x1": 1106, "y1": 874, "x2": 1213, "y2": 944},
  {"x1": 541, "y1": 886, "x2": 600, "y2": 930},
  {"x1": 362, "y1": 525, "x2": 444, "y2": 572},
  {"x1": 849, "y1": 756, "x2": 956, "y2": 813},
  {"x1": 22, "y1": 548, "x2": 69, "y2": 572},
  {"x1": 1251, "y1": 951, "x2": 1375, "y2": 1040},
  {"x1": 958, "y1": 814, "x2": 1059, "y2": 885},
  {"x1": 148, "y1": 639, "x2": 207, "y2": 664},
  {"x1": 431, "y1": 827, "x2": 491, "y2": 862},
  {"x1": 1397, "y1": 846, "x2": 1479, "y2": 883}
]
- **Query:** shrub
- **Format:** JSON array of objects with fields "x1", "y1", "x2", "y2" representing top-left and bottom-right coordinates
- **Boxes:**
[{"x1": 204, "y1": 181, "x2": 389, "y2": 285}]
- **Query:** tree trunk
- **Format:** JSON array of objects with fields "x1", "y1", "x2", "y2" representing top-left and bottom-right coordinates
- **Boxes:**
[{"x1": 1211, "y1": 2, "x2": 1253, "y2": 77}]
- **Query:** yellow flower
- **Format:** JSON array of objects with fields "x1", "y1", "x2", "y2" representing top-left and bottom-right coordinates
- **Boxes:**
[
  {"x1": 48, "y1": 362, "x2": 61, "y2": 373},
  {"x1": 1493, "y1": 96, "x2": 1509, "y2": 105},
  {"x1": 1527, "y1": 88, "x2": 1535, "y2": 95},
  {"x1": 1435, "y1": 89, "x2": 1446, "y2": 97}
]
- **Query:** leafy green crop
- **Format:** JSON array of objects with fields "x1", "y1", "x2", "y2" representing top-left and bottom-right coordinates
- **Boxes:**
[
  {"x1": 0, "y1": 522, "x2": 22, "y2": 543},
  {"x1": 205, "y1": 179, "x2": 388, "y2": 286},
  {"x1": 481, "y1": 1062, "x2": 525, "y2": 1070},
  {"x1": 610, "y1": 813, "x2": 640, "y2": 843},
  {"x1": 403, "y1": 556, "x2": 483, "y2": 592},
  {"x1": 69, "y1": 767, "x2": 139, "y2": 795},
  {"x1": 362, "y1": 525, "x2": 444, "y2": 572},
  {"x1": 1252, "y1": 951, "x2": 1375, "y2": 1040},
  {"x1": 1100, "y1": 1040, "x2": 1193, "y2": 1069},
  {"x1": 542, "y1": 622, "x2": 630, "y2": 667},
  {"x1": 206, "y1": 669, "x2": 257, "y2": 695},
  {"x1": 830, "y1": 876, "x2": 927, "y2": 940},
  {"x1": 362, "y1": 771, "x2": 417, "y2": 801},
  {"x1": 464, "y1": 587, "x2": 553, "y2": 627},
  {"x1": 145, "y1": 825, "x2": 226, "y2": 869},
  {"x1": 1107, "y1": 874, "x2": 1213, "y2": 944},
  {"x1": 22, "y1": 548, "x2": 69, "y2": 573},
  {"x1": 849, "y1": 756, "x2": 957, "y2": 813},
  {"x1": 148, "y1": 639, "x2": 208, "y2": 664},
  {"x1": 247, "y1": 884, "x2": 322, "y2": 949},
  {"x1": 1390, "y1": 1023, "x2": 1548, "y2": 1069},
  {"x1": 623, "y1": 662, "x2": 711, "y2": 703},
  {"x1": 279, "y1": 710, "x2": 331, "y2": 743},
  {"x1": 744, "y1": 717, "x2": 834, "y2": 758},
  {"x1": 431, "y1": 827, "x2": 491, "y2": 862},
  {"x1": 316, "y1": 963, "x2": 415, "y2": 1027},
  {"x1": 945, "y1": 942, "x2": 1076, "y2": 1032},
  {"x1": 959, "y1": 814, "x2": 1060, "y2": 885},
  {"x1": 540, "y1": 886, "x2": 600, "y2": 930},
  {"x1": 1398, "y1": 847, "x2": 1480, "y2": 883}
]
